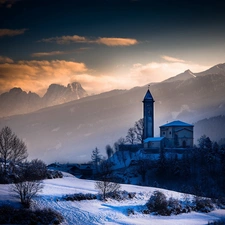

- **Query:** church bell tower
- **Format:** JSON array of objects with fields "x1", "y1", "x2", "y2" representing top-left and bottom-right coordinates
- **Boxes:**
[{"x1": 143, "y1": 86, "x2": 155, "y2": 139}]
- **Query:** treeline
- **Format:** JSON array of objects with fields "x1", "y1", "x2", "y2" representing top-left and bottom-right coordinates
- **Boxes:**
[{"x1": 131, "y1": 135, "x2": 225, "y2": 199}]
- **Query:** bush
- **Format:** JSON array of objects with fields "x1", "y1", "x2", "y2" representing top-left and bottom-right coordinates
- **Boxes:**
[
  {"x1": 146, "y1": 191, "x2": 169, "y2": 215},
  {"x1": 64, "y1": 193, "x2": 97, "y2": 201},
  {"x1": 0, "y1": 205, "x2": 63, "y2": 224},
  {"x1": 208, "y1": 219, "x2": 225, "y2": 225},
  {"x1": 194, "y1": 197, "x2": 214, "y2": 212},
  {"x1": 168, "y1": 197, "x2": 182, "y2": 215},
  {"x1": 106, "y1": 190, "x2": 136, "y2": 201},
  {"x1": 47, "y1": 170, "x2": 63, "y2": 179}
]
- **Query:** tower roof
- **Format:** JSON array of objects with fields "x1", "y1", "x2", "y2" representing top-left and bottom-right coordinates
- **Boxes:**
[{"x1": 143, "y1": 89, "x2": 154, "y2": 102}]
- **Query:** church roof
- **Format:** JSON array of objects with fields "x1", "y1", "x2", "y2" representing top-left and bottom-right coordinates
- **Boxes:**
[
  {"x1": 144, "y1": 137, "x2": 164, "y2": 143},
  {"x1": 160, "y1": 120, "x2": 194, "y2": 128},
  {"x1": 143, "y1": 89, "x2": 154, "y2": 102}
]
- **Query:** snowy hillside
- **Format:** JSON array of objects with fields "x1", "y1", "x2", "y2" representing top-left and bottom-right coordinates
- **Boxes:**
[{"x1": 0, "y1": 173, "x2": 224, "y2": 225}]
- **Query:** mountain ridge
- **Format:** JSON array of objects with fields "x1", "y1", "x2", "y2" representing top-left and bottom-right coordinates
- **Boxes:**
[{"x1": 0, "y1": 82, "x2": 88, "y2": 117}]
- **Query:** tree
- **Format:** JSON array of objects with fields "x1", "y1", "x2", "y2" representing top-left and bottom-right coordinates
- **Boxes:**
[
  {"x1": 105, "y1": 145, "x2": 113, "y2": 159},
  {"x1": 91, "y1": 147, "x2": 101, "y2": 173},
  {"x1": 11, "y1": 180, "x2": 44, "y2": 207},
  {"x1": 113, "y1": 137, "x2": 126, "y2": 152},
  {"x1": 157, "y1": 148, "x2": 167, "y2": 178},
  {"x1": 198, "y1": 135, "x2": 212, "y2": 150},
  {"x1": 137, "y1": 159, "x2": 151, "y2": 183},
  {"x1": 126, "y1": 127, "x2": 136, "y2": 144},
  {"x1": 24, "y1": 159, "x2": 47, "y2": 181},
  {"x1": 95, "y1": 160, "x2": 120, "y2": 200},
  {"x1": 134, "y1": 118, "x2": 144, "y2": 144},
  {"x1": 0, "y1": 126, "x2": 28, "y2": 173}
]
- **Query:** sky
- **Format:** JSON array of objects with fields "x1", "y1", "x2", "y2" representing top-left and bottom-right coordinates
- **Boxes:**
[{"x1": 1, "y1": 0, "x2": 225, "y2": 96}]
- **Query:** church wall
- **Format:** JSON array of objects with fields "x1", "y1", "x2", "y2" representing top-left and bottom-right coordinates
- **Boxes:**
[{"x1": 160, "y1": 126, "x2": 193, "y2": 148}]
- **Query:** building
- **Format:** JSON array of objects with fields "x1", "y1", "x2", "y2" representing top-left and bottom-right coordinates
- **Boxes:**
[
  {"x1": 143, "y1": 88, "x2": 155, "y2": 139},
  {"x1": 160, "y1": 120, "x2": 194, "y2": 148},
  {"x1": 143, "y1": 87, "x2": 194, "y2": 151}
]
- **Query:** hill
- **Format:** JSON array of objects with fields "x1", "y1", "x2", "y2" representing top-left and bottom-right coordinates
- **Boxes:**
[{"x1": 0, "y1": 173, "x2": 224, "y2": 224}]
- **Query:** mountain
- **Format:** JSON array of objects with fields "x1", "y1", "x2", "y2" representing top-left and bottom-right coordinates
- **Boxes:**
[
  {"x1": 0, "y1": 72, "x2": 225, "y2": 163},
  {"x1": 42, "y1": 82, "x2": 87, "y2": 107},
  {"x1": 163, "y1": 69, "x2": 196, "y2": 82},
  {"x1": 0, "y1": 63, "x2": 225, "y2": 163},
  {"x1": 0, "y1": 82, "x2": 88, "y2": 117},
  {"x1": 163, "y1": 62, "x2": 225, "y2": 83},
  {"x1": 0, "y1": 88, "x2": 42, "y2": 117}
]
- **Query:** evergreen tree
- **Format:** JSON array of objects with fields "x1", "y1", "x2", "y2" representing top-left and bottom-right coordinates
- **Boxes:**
[
  {"x1": 91, "y1": 147, "x2": 101, "y2": 173},
  {"x1": 157, "y1": 149, "x2": 167, "y2": 178},
  {"x1": 105, "y1": 145, "x2": 113, "y2": 159}
]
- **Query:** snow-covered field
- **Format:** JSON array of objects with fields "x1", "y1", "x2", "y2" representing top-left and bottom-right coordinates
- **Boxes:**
[{"x1": 0, "y1": 173, "x2": 225, "y2": 225}]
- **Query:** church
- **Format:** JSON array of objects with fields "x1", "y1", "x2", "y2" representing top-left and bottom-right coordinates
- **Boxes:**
[{"x1": 142, "y1": 87, "x2": 194, "y2": 151}]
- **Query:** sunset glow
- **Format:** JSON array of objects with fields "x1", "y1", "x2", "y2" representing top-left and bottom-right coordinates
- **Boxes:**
[{"x1": 1, "y1": 0, "x2": 225, "y2": 95}]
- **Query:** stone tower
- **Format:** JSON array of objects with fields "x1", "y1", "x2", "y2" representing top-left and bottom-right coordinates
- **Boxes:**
[{"x1": 143, "y1": 87, "x2": 155, "y2": 139}]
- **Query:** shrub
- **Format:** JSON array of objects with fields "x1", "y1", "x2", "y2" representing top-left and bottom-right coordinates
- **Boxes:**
[
  {"x1": 0, "y1": 205, "x2": 63, "y2": 224},
  {"x1": 168, "y1": 197, "x2": 182, "y2": 215},
  {"x1": 64, "y1": 193, "x2": 97, "y2": 201},
  {"x1": 107, "y1": 190, "x2": 136, "y2": 201},
  {"x1": 146, "y1": 191, "x2": 169, "y2": 215},
  {"x1": 195, "y1": 197, "x2": 214, "y2": 213}
]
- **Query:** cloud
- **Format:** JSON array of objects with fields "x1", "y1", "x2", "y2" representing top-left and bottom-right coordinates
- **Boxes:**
[
  {"x1": 130, "y1": 61, "x2": 209, "y2": 84},
  {"x1": 0, "y1": 60, "x2": 87, "y2": 95},
  {"x1": 31, "y1": 51, "x2": 68, "y2": 57},
  {"x1": 40, "y1": 35, "x2": 138, "y2": 46},
  {"x1": 96, "y1": 37, "x2": 138, "y2": 46},
  {"x1": 0, "y1": 57, "x2": 210, "y2": 97},
  {"x1": 161, "y1": 55, "x2": 186, "y2": 63},
  {"x1": 41, "y1": 35, "x2": 88, "y2": 44},
  {"x1": 0, "y1": 28, "x2": 27, "y2": 37},
  {"x1": 31, "y1": 48, "x2": 89, "y2": 57},
  {"x1": 0, "y1": 56, "x2": 14, "y2": 63}
]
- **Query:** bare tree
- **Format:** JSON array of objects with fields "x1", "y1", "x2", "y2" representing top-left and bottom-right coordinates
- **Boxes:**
[
  {"x1": 113, "y1": 137, "x2": 126, "y2": 152},
  {"x1": 126, "y1": 127, "x2": 136, "y2": 144},
  {"x1": 134, "y1": 118, "x2": 144, "y2": 144},
  {"x1": 0, "y1": 126, "x2": 28, "y2": 173},
  {"x1": 11, "y1": 180, "x2": 44, "y2": 207},
  {"x1": 95, "y1": 160, "x2": 120, "y2": 200}
]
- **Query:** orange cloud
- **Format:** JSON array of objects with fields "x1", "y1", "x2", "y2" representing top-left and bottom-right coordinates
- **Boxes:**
[
  {"x1": 40, "y1": 35, "x2": 138, "y2": 46},
  {"x1": 161, "y1": 55, "x2": 185, "y2": 63},
  {"x1": 0, "y1": 56, "x2": 14, "y2": 63},
  {"x1": 0, "y1": 60, "x2": 87, "y2": 95},
  {"x1": 31, "y1": 51, "x2": 68, "y2": 57},
  {"x1": 31, "y1": 48, "x2": 89, "y2": 57},
  {"x1": 96, "y1": 37, "x2": 138, "y2": 46},
  {"x1": 0, "y1": 28, "x2": 27, "y2": 37}
]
